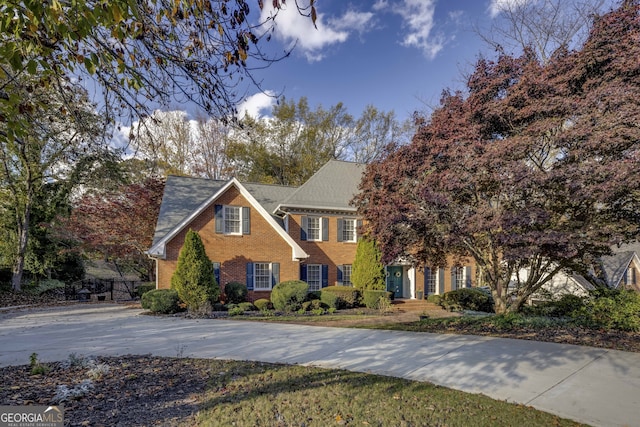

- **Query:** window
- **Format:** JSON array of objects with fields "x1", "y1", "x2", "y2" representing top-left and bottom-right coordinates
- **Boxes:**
[
  {"x1": 426, "y1": 268, "x2": 438, "y2": 294},
  {"x1": 224, "y1": 206, "x2": 241, "y2": 234},
  {"x1": 254, "y1": 263, "x2": 271, "y2": 290},
  {"x1": 338, "y1": 264, "x2": 352, "y2": 286},
  {"x1": 307, "y1": 264, "x2": 321, "y2": 291},
  {"x1": 301, "y1": 216, "x2": 328, "y2": 241},
  {"x1": 246, "y1": 262, "x2": 279, "y2": 291},
  {"x1": 624, "y1": 267, "x2": 637, "y2": 287},
  {"x1": 452, "y1": 267, "x2": 466, "y2": 290},
  {"x1": 215, "y1": 205, "x2": 250, "y2": 235},
  {"x1": 307, "y1": 217, "x2": 321, "y2": 241},
  {"x1": 342, "y1": 219, "x2": 356, "y2": 242}
]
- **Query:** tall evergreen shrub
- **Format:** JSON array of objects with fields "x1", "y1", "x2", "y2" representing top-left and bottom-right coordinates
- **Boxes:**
[
  {"x1": 170, "y1": 229, "x2": 219, "y2": 312},
  {"x1": 351, "y1": 237, "x2": 386, "y2": 291}
]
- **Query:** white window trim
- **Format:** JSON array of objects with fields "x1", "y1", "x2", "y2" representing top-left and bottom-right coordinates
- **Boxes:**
[
  {"x1": 223, "y1": 205, "x2": 243, "y2": 236},
  {"x1": 306, "y1": 217, "x2": 323, "y2": 242},
  {"x1": 342, "y1": 264, "x2": 353, "y2": 286},
  {"x1": 427, "y1": 269, "x2": 438, "y2": 295},
  {"x1": 254, "y1": 262, "x2": 273, "y2": 290},
  {"x1": 342, "y1": 218, "x2": 357, "y2": 243},
  {"x1": 307, "y1": 264, "x2": 322, "y2": 291},
  {"x1": 454, "y1": 267, "x2": 467, "y2": 290}
]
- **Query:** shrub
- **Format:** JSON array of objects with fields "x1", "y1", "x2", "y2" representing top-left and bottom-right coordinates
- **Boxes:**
[
  {"x1": 525, "y1": 294, "x2": 586, "y2": 317},
  {"x1": 228, "y1": 306, "x2": 245, "y2": 316},
  {"x1": 254, "y1": 299, "x2": 272, "y2": 311},
  {"x1": 321, "y1": 286, "x2": 360, "y2": 308},
  {"x1": 440, "y1": 288, "x2": 494, "y2": 312},
  {"x1": 238, "y1": 302, "x2": 256, "y2": 311},
  {"x1": 320, "y1": 290, "x2": 339, "y2": 309},
  {"x1": 212, "y1": 302, "x2": 226, "y2": 311},
  {"x1": 171, "y1": 230, "x2": 219, "y2": 313},
  {"x1": 136, "y1": 283, "x2": 156, "y2": 298},
  {"x1": 427, "y1": 294, "x2": 442, "y2": 305},
  {"x1": 141, "y1": 289, "x2": 181, "y2": 314},
  {"x1": 575, "y1": 289, "x2": 640, "y2": 331},
  {"x1": 351, "y1": 238, "x2": 386, "y2": 291},
  {"x1": 224, "y1": 282, "x2": 248, "y2": 304},
  {"x1": 362, "y1": 290, "x2": 392, "y2": 309},
  {"x1": 271, "y1": 280, "x2": 309, "y2": 312},
  {"x1": 25, "y1": 279, "x2": 66, "y2": 295}
]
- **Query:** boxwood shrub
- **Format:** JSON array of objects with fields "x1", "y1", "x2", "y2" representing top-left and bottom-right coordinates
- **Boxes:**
[
  {"x1": 271, "y1": 280, "x2": 309, "y2": 312},
  {"x1": 440, "y1": 288, "x2": 494, "y2": 312},
  {"x1": 141, "y1": 289, "x2": 181, "y2": 314},
  {"x1": 320, "y1": 290, "x2": 339, "y2": 309},
  {"x1": 362, "y1": 290, "x2": 393, "y2": 309},
  {"x1": 574, "y1": 289, "x2": 640, "y2": 331},
  {"x1": 136, "y1": 282, "x2": 156, "y2": 298},
  {"x1": 224, "y1": 282, "x2": 248, "y2": 304},
  {"x1": 321, "y1": 286, "x2": 360, "y2": 308},
  {"x1": 254, "y1": 298, "x2": 272, "y2": 311}
]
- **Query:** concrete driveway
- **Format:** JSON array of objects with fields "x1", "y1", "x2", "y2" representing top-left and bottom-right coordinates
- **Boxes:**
[{"x1": 1, "y1": 304, "x2": 638, "y2": 427}]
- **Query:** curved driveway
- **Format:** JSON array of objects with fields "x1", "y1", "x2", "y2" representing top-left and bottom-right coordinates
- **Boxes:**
[{"x1": 1, "y1": 304, "x2": 638, "y2": 427}]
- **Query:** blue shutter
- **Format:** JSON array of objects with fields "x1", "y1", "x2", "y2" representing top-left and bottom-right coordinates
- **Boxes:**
[
  {"x1": 271, "y1": 263, "x2": 280, "y2": 287},
  {"x1": 246, "y1": 263, "x2": 254, "y2": 290},
  {"x1": 321, "y1": 265, "x2": 329, "y2": 288},
  {"x1": 215, "y1": 205, "x2": 223, "y2": 234},
  {"x1": 424, "y1": 267, "x2": 431, "y2": 294},
  {"x1": 300, "y1": 264, "x2": 307, "y2": 282},
  {"x1": 242, "y1": 207, "x2": 250, "y2": 234},
  {"x1": 322, "y1": 217, "x2": 329, "y2": 241},
  {"x1": 301, "y1": 216, "x2": 308, "y2": 241},
  {"x1": 337, "y1": 219, "x2": 344, "y2": 242},
  {"x1": 213, "y1": 262, "x2": 221, "y2": 287},
  {"x1": 438, "y1": 268, "x2": 445, "y2": 294},
  {"x1": 451, "y1": 268, "x2": 457, "y2": 291},
  {"x1": 465, "y1": 266, "x2": 472, "y2": 288},
  {"x1": 356, "y1": 219, "x2": 363, "y2": 240},
  {"x1": 337, "y1": 265, "x2": 344, "y2": 285}
]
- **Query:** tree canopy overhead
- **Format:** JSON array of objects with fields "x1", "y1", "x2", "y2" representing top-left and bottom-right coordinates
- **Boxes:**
[{"x1": 354, "y1": 1, "x2": 640, "y2": 313}]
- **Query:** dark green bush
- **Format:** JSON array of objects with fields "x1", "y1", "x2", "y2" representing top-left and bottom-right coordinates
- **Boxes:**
[
  {"x1": 224, "y1": 282, "x2": 248, "y2": 304},
  {"x1": 320, "y1": 290, "x2": 339, "y2": 309},
  {"x1": 574, "y1": 289, "x2": 640, "y2": 331},
  {"x1": 141, "y1": 289, "x2": 181, "y2": 314},
  {"x1": 271, "y1": 280, "x2": 309, "y2": 312},
  {"x1": 212, "y1": 302, "x2": 226, "y2": 311},
  {"x1": 440, "y1": 288, "x2": 494, "y2": 312},
  {"x1": 524, "y1": 294, "x2": 586, "y2": 317},
  {"x1": 362, "y1": 290, "x2": 393, "y2": 309},
  {"x1": 254, "y1": 298, "x2": 272, "y2": 311},
  {"x1": 307, "y1": 291, "x2": 321, "y2": 301},
  {"x1": 136, "y1": 283, "x2": 156, "y2": 298},
  {"x1": 321, "y1": 286, "x2": 360, "y2": 308}
]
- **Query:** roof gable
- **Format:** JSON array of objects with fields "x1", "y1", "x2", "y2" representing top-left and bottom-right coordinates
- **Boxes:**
[{"x1": 148, "y1": 176, "x2": 306, "y2": 260}]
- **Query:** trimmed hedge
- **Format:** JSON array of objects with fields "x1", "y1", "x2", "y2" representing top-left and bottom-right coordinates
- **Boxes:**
[
  {"x1": 321, "y1": 286, "x2": 360, "y2": 309},
  {"x1": 271, "y1": 280, "x2": 309, "y2": 312},
  {"x1": 440, "y1": 288, "x2": 494, "y2": 312},
  {"x1": 136, "y1": 282, "x2": 156, "y2": 298},
  {"x1": 362, "y1": 290, "x2": 393, "y2": 309},
  {"x1": 225, "y1": 282, "x2": 248, "y2": 304},
  {"x1": 320, "y1": 290, "x2": 339, "y2": 309},
  {"x1": 254, "y1": 298, "x2": 272, "y2": 311},
  {"x1": 575, "y1": 289, "x2": 640, "y2": 331},
  {"x1": 141, "y1": 289, "x2": 181, "y2": 314}
]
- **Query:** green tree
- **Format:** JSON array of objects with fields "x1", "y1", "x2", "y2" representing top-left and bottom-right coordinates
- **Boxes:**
[
  {"x1": 0, "y1": 74, "x2": 107, "y2": 291},
  {"x1": 170, "y1": 229, "x2": 218, "y2": 312},
  {"x1": 351, "y1": 238, "x2": 386, "y2": 291}
]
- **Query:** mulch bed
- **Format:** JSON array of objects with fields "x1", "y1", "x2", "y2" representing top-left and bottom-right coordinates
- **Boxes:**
[{"x1": 1, "y1": 355, "x2": 209, "y2": 427}]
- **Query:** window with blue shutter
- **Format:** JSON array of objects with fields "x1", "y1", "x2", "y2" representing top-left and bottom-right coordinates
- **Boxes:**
[
  {"x1": 300, "y1": 264, "x2": 308, "y2": 282},
  {"x1": 322, "y1": 218, "x2": 329, "y2": 241},
  {"x1": 214, "y1": 205, "x2": 223, "y2": 233},
  {"x1": 301, "y1": 216, "x2": 308, "y2": 241},
  {"x1": 271, "y1": 263, "x2": 280, "y2": 287},
  {"x1": 213, "y1": 262, "x2": 221, "y2": 287},
  {"x1": 242, "y1": 207, "x2": 250, "y2": 234},
  {"x1": 337, "y1": 219, "x2": 344, "y2": 242},
  {"x1": 322, "y1": 265, "x2": 329, "y2": 288},
  {"x1": 337, "y1": 265, "x2": 344, "y2": 284}
]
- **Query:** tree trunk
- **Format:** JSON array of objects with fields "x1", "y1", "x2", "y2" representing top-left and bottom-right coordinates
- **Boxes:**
[{"x1": 11, "y1": 202, "x2": 32, "y2": 292}]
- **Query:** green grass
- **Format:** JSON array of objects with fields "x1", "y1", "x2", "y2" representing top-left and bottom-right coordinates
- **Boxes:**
[{"x1": 196, "y1": 360, "x2": 585, "y2": 427}]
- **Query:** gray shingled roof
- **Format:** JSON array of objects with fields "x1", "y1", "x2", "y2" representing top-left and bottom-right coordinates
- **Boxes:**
[
  {"x1": 601, "y1": 242, "x2": 640, "y2": 287},
  {"x1": 277, "y1": 160, "x2": 365, "y2": 212},
  {"x1": 151, "y1": 176, "x2": 297, "y2": 247}
]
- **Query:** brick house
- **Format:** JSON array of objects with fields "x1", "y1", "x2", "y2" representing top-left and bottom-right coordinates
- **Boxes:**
[{"x1": 148, "y1": 160, "x2": 477, "y2": 300}]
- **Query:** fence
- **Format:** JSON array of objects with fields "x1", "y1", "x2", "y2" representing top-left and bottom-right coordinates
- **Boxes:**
[{"x1": 66, "y1": 278, "x2": 142, "y2": 301}]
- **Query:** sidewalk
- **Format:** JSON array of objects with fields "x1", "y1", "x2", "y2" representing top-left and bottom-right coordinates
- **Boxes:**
[{"x1": 1, "y1": 304, "x2": 638, "y2": 427}]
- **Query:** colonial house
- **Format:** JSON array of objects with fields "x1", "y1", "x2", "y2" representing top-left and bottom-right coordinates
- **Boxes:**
[{"x1": 148, "y1": 160, "x2": 477, "y2": 301}]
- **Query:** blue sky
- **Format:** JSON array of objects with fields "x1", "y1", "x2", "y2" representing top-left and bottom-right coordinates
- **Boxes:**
[{"x1": 232, "y1": 0, "x2": 544, "y2": 122}]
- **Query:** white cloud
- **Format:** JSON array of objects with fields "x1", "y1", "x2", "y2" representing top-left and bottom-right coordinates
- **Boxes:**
[
  {"x1": 259, "y1": 3, "x2": 374, "y2": 62},
  {"x1": 394, "y1": 0, "x2": 443, "y2": 59},
  {"x1": 488, "y1": 0, "x2": 532, "y2": 18},
  {"x1": 236, "y1": 92, "x2": 276, "y2": 120},
  {"x1": 373, "y1": 0, "x2": 389, "y2": 12}
]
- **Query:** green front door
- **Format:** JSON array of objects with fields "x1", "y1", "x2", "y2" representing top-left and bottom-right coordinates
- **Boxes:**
[{"x1": 387, "y1": 266, "x2": 403, "y2": 298}]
